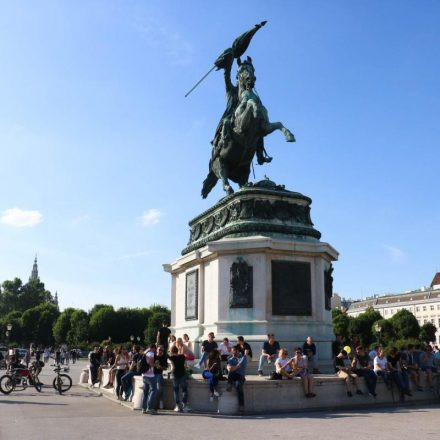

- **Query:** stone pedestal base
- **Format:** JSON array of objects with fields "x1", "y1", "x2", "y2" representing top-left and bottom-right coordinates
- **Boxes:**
[{"x1": 165, "y1": 235, "x2": 338, "y2": 372}]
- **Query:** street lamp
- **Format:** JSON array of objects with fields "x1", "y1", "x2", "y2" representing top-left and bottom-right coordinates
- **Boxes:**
[
  {"x1": 130, "y1": 335, "x2": 134, "y2": 342},
  {"x1": 374, "y1": 323, "x2": 382, "y2": 345},
  {"x1": 136, "y1": 336, "x2": 140, "y2": 342},
  {"x1": 6, "y1": 323, "x2": 12, "y2": 347}
]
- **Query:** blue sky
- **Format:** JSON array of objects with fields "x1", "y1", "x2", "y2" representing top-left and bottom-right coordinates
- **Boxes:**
[{"x1": 0, "y1": 1, "x2": 439, "y2": 311}]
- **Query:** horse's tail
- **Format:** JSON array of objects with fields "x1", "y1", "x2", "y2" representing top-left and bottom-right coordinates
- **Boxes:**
[{"x1": 201, "y1": 170, "x2": 218, "y2": 199}]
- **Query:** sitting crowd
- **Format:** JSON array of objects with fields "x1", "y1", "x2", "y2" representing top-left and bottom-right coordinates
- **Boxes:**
[{"x1": 332, "y1": 336, "x2": 440, "y2": 400}]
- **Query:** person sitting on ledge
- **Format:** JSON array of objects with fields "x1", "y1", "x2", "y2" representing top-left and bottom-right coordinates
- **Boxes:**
[
  {"x1": 236, "y1": 336, "x2": 252, "y2": 360},
  {"x1": 176, "y1": 337, "x2": 195, "y2": 361},
  {"x1": 275, "y1": 348, "x2": 294, "y2": 380},
  {"x1": 257, "y1": 333, "x2": 280, "y2": 376},
  {"x1": 291, "y1": 347, "x2": 316, "y2": 397},
  {"x1": 196, "y1": 332, "x2": 218, "y2": 369},
  {"x1": 352, "y1": 346, "x2": 377, "y2": 397},
  {"x1": 373, "y1": 347, "x2": 391, "y2": 390},
  {"x1": 303, "y1": 336, "x2": 319, "y2": 374},
  {"x1": 420, "y1": 345, "x2": 437, "y2": 390},
  {"x1": 388, "y1": 346, "x2": 412, "y2": 399},
  {"x1": 226, "y1": 345, "x2": 247, "y2": 413},
  {"x1": 335, "y1": 349, "x2": 363, "y2": 397},
  {"x1": 202, "y1": 348, "x2": 222, "y2": 401}
]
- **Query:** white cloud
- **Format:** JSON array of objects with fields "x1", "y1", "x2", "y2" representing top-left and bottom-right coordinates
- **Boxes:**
[
  {"x1": 382, "y1": 244, "x2": 407, "y2": 264},
  {"x1": 0, "y1": 208, "x2": 43, "y2": 227},
  {"x1": 72, "y1": 214, "x2": 91, "y2": 225},
  {"x1": 141, "y1": 209, "x2": 161, "y2": 226}
]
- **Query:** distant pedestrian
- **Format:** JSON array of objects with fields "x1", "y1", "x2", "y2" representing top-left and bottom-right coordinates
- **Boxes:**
[{"x1": 156, "y1": 321, "x2": 171, "y2": 353}]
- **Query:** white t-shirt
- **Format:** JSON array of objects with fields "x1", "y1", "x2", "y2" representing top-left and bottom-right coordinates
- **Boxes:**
[
  {"x1": 143, "y1": 351, "x2": 155, "y2": 378},
  {"x1": 374, "y1": 355, "x2": 388, "y2": 372},
  {"x1": 219, "y1": 342, "x2": 232, "y2": 356},
  {"x1": 275, "y1": 357, "x2": 292, "y2": 373}
]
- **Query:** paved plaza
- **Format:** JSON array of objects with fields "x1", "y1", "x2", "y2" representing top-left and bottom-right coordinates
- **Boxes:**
[{"x1": 0, "y1": 360, "x2": 438, "y2": 440}]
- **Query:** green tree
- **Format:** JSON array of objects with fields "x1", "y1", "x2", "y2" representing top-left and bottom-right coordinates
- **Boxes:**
[
  {"x1": 89, "y1": 305, "x2": 117, "y2": 341},
  {"x1": 114, "y1": 308, "x2": 150, "y2": 342},
  {"x1": 144, "y1": 310, "x2": 171, "y2": 344},
  {"x1": 21, "y1": 303, "x2": 59, "y2": 345},
  {"x1": 389, "y1": 309, "x2": 420, "y2": 339},
  {"x1": 53, "y1": 308, "x2": 76, "y2": 344},
  {"x1": 419, "y1": 322, "x2": 437, "y2": 343},
  {"x1": 332, "y1": 309, "x2": 351, "y2": 339},
  {"x1": 348, "y1": 307, "x2": 382, "y2": 347},
  {"x1": 67, "y1": 309, "x2": 89, "y2": 346},
  {"x1": 0, "y1": 310, "x2": 23, "y2": 345},
  {"x1": 0, "y1": 278, "x2": 23, "y2": 315}
]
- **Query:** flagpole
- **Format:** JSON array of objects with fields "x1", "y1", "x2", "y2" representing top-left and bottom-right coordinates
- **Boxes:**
[{"x1": 184, "y1": 65, "x2": 216, "y2": 98}]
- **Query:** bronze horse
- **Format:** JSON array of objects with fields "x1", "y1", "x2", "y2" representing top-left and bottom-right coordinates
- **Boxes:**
[{"x1": 201, "y1": 55, "x2": 295, "y2": 199}]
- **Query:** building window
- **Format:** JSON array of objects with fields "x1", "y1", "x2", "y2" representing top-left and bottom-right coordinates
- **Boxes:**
[
  {"x1": 431, "y1": 305, "x2": 435, "y2": 311},
  {"x1": 384, "y1": 310, "x2": 388, "y2": 315},
  {"x1": 438, "y1": 318, "x2": 440, "y2": 327},
  {"x1": 423, "y1": 306, "x2": 427, "y2": 311},
  {"x1": 431, "y1": 319, "x2": 435, "y2": 324},
  {"x1": 437, "y1": 305, "x2": 440, "y2": 310},
  {"x1": 416, "y1": 307, "x2": 420, "y2": 312}
]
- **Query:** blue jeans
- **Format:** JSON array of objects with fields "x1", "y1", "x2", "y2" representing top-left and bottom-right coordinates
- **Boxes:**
[
  {"x1": 142, "y1": 375, "x2": 157, "y2": 411},
  {"x1": 121, "y1": 371, "x2": 137, "y2": 399},
  {"x1": 258, "y1": 355, "x2": 275, "y2": 372},
  {"x1": 198, "y1": 352, "x2": 209, "y2": 368},
  {"x1": 391, "y1": 370, "x2": 410, "y2": 392},
  {"x1": 376, "y1": 370, "x2": 391, "y2": 388},
  {"x1": 357, "y1": 369, "x2": 377, "y2": 394},
  {"x1": 172, "y1": 375, "x2": 188, "y2": 405},
  {"x1": 228, "y1": 371, "x2": 245, "y2": 406},
  {"x1": 202, "y1": 370, "x2": 218, "y2": 393},
  {"x1": 155, "y1": 374, "x2": 164, "y2": 407}
]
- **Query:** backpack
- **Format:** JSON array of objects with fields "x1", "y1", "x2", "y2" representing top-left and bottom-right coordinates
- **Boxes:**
[{"x1": 137, "y1": 352, "x2": 154, "y2": 375}]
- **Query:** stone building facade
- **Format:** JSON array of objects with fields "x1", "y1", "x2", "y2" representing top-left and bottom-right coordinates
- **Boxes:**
[{"x1": 347, "y1": 273, "x2": 440, "y2": 344}]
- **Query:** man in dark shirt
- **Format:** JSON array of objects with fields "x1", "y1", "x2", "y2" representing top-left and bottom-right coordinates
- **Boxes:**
[
  {"x1": 352, "y1": 346, "x2": 377, "y2": 397},
  {"x1": 257, "y1": 333, "x2": 280, "y2": 376},
  {"x1": 154, "y1": 345, "x2": 168, "y2": 409},
  {"x1": 156, "y1": 321, "x2": 171, "y2": 353},
  {"x1": 169, "y1": 346, "x2": 191, "y2": 412},
  {"x1": 388, "y1": 347, "x2": 411, "y2": 398},
  {"x1": 88, "y1": 347, "x2": 101, "y2": 386},
  {"x1": 196, "y1": 332, "x2": 218, "y2": 368},
  {"x1": 197, "y1": 332, "x2": 217, "y2": 369},
  {"x1": 236, "y1": 336, "x2": 252, "y2": 359}
]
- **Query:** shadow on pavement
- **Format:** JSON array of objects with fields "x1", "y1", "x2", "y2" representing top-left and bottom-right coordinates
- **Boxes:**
[{"x1": 0, "y1": 400, "x2": 68, "y2": 406}]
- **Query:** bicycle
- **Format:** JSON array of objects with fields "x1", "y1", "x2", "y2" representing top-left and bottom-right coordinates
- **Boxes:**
[
  {"x1": 0, "y1": 362, "x2": 43, "y2": 394},
  {"x1": 52, "y1": 365, "x2": 72, "y2": 394}
]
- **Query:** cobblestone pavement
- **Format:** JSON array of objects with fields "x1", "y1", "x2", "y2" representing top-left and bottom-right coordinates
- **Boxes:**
[{"x1": 1, "y1": 360, "x2": 439, "y2": 440}]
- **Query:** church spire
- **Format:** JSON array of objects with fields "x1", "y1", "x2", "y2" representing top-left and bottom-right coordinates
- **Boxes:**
[{"x1": 29, "y1": 254, "x2": 39, "y2": 281}]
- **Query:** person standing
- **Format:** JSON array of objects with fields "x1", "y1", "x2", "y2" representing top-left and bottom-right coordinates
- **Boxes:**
[
  {"x1": 257, "y1": 334, "x2": 280, "y2": 376},
  {"x1": 156, "y1": 321, "x2": 171, "y2": 354},
  {"x1": 114, "y1": 347, "x2": 129, "y2": 400},
  {"x1": 88, "y1": 347, "x2": 101, "y2": 387},
  {"x1": 141, "y1": 344, "x2": 158, "y2": 415},
  {"x1": 154, "y1": 345, "x2": 168, "y2": 409},
  {"x1": 226, "y1": 345, "x2": 247, "y2": 412},
  {"x1": 169, "y1": 346, "x2": 191, "y2": 412}
]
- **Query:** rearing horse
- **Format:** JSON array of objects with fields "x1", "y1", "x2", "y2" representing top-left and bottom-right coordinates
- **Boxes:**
[{"x1": 201, "y1": 56, "x2": 295, "y2": 199}]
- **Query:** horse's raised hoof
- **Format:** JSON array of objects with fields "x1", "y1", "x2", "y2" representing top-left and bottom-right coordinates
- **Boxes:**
[{"x1": 284, "y1": 130, "x2": 296, "y2": 142}]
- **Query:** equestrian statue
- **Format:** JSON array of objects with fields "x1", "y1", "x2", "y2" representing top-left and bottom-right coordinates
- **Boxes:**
[{"x1": 186, "y1": 21, "x2": 295, "y2": 199}]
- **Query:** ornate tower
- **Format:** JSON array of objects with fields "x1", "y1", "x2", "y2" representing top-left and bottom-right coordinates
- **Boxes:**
[{"x1": 29, "y1": 255, "x2": 39, "y2": 281}]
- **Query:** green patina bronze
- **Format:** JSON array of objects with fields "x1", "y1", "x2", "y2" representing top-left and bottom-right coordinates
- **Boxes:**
[{"x1": 182, "y1": 179, "x2": 321, "y2": 255}]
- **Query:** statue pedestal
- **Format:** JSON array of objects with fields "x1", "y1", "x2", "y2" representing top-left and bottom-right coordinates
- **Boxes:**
[{"x1": 164, "y1": 181, "x2": 339, "y2": 372}]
